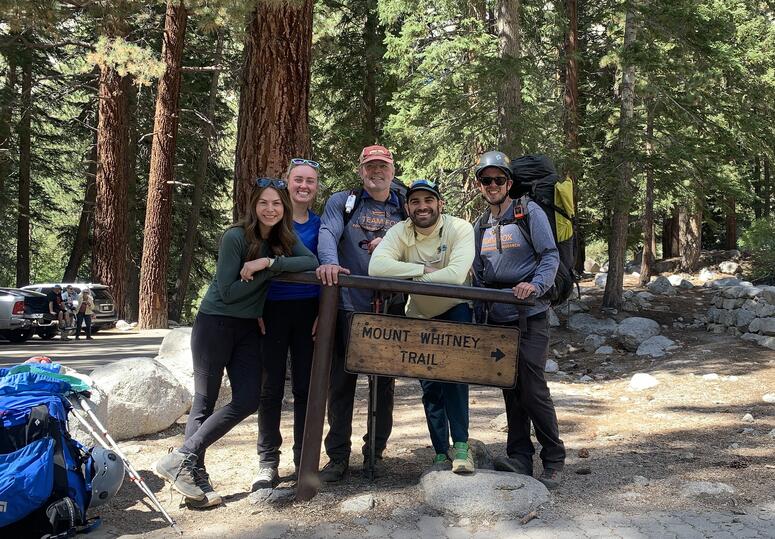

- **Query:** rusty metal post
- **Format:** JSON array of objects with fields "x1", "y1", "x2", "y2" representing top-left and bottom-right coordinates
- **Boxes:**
[{"x1": 296, "y1": 284, "x2": 339, "y2": 501}]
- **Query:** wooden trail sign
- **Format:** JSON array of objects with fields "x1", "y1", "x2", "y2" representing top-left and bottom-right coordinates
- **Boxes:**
[{"x1": 346, "y1": 313, "x2": 520, "y2": 388}]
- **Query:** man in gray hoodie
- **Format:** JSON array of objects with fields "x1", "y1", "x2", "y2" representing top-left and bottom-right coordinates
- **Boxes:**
[
  {"x1": 315, "y1": 145, "x2": 406, "y2": 482},
  {"x1": 471, "y1": 150, "x2": 565, "y2": 490}
]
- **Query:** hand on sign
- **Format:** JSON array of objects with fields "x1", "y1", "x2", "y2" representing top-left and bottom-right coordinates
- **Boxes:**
[
  {"x1": 316, "y1": 264, "x2": 350, "y2": 286},
  {"x1": 512, "y1": 282, "x2": 536, "y2": 299}
]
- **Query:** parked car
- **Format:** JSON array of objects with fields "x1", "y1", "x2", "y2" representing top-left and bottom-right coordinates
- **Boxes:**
[
  {"x1": 0, "y1": 287, "x2": 52, "y2": 343},
  {"x1": 21, "y1": 283, "x2": 118, "y2": 338}
]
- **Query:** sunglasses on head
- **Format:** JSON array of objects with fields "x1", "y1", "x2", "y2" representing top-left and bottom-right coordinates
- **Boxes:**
[
  {"x1": 409, "y1": 179, "x2": 437, "y2": 189},
  {"x1": 255, "y1": 177, "x2": 287, "y2": 189},
  {"x1": 478, "y1": 176, "x2": 509, "y2": 187},
  {"x1": 290, "y1": 158, "x2": 320, "y2": 169}
]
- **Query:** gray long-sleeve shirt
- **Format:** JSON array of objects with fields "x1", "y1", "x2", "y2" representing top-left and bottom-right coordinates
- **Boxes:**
[
  {"x1": 317, "y1": 189, "x2": 405, "y2": 312},
  {"x1": 472, "y1": 199, "x2": 559, "y2": 321}
]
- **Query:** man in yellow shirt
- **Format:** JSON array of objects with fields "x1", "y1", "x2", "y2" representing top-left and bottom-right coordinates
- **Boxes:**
[{"x1": 369, "y1": 179, "x2": 476, "y2": 473}]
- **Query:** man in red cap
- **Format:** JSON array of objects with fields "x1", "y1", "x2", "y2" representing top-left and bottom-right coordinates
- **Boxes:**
[{"x1": 316, "y1": 145, "x2": 407, "y2": 482}]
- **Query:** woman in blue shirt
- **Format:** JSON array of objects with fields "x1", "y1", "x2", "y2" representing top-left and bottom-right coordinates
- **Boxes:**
[{"x1": 252, "y1": 158, "x2": 321, "y2": 490}]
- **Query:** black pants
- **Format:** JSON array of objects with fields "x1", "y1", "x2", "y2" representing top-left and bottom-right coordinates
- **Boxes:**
[
  {"x1": 500, "y1": 313, "x2": 565, "y2": 471},
  {"x1": 181, "y1": 312, "x2": 262, "y2": 466},
  {"x1": 257, "y1": 297, "x2": 318, "y2": 468},
  {"x1": 75, "y1": 313, "x2": 91, "y2": 338},
  {"x1": 324, "y1": 309, "x2": 395, "y2": 462}
]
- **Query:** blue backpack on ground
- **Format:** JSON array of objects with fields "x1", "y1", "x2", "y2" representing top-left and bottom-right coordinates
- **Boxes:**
[{"x1": 0, "y1": 363, "x2": 100, "y2": 537}]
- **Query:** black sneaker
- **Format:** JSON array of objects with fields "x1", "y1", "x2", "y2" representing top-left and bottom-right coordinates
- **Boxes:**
[
  {"x1": 494, "y1": 455, "x2": 533, "y2": 476},
  {"x1": 319, "y1": 459, "x2": 349, "y2": 483},
  {"x1": 538, "y1": 468, "x2": 562, "y2": 490},
  {"x1": 187, "y1": 466, "x2": 222, "y2": 508},
  {"x1": 154, "y1": 449, "x2": 205, "y2": 500},
  {"x1": 251, "y1": 466, "x2": 280, "y2": 491}
]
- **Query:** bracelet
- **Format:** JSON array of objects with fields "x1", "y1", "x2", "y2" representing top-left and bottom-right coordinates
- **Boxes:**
[{"x1": 267, "y1": 257, "x2": 275, "y2": 268}]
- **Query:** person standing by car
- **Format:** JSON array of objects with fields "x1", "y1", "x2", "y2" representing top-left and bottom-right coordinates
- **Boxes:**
[
  {"x1": 74, "y1": 288, "x2": 94, "y2": 340},
  {"x1": 62, "y1": 285, "x2": 78, "y2": 328},
  {"x1": 153, "y1": 178, "x2": 318, "y2": 508},
  {"x1": 47, "y1": 285, "x2": 68, "y2": 341},
  {"x1": 253, "y1": 158, "x2": 321, "y2": 490}
]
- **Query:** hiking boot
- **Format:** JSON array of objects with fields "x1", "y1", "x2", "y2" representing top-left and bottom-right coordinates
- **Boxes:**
[
  {"x1": 154, "y1": 449, "x2": 205, "y2": 500},
  {"x1": 361, "y1": 454, "x2": 385, "y2": 478},
  {"x1": 430, "y1": 453, "x2": 451, "y2": 471},
  {"x1": 450, "y1": 442, "x2": 475, "y2": 474},
  {"x1": 187, "y1": 466, "x2": 222, "y2": 508},
  {"x1": 319, "y1": 459, "x2": 349, "y2": 483},
  {"x1": 493, "y1": 455, "x2": 533, "y2": 476},
  {"x1": 538, "y1": 468, "x2": 562, "y2": 490},
  {"x1": 251, "y1": 466, "x2": 280, "y2": 491}
]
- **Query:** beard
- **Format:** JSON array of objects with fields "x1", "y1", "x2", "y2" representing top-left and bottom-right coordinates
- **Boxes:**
[
  {"x1": 410, "y1": 209, "x2": 440, "y2": 229},
  {"x1": 482, "y1": 191, "x2": 509, "y2": 206}
]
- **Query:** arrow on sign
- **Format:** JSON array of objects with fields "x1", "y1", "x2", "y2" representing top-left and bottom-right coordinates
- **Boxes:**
[{"x1": 490, "y1": 348, "x2": 505, "y2": 362}]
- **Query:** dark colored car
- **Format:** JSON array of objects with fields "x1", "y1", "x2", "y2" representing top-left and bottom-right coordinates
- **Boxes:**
[
  {"x1": 0, "y1": 287, "x2": 52, "y2": 343},
  {"x1": 21, "y1": 283, "x2": 118, "y2": 339}
]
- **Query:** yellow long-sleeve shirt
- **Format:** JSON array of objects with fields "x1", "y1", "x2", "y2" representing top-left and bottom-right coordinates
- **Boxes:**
[{"x1": 369, "y1": 214, "x2": 475, "y2": 319}]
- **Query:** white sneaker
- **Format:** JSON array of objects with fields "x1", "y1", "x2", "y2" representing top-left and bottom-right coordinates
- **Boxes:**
[{"x1": 251, "y1": 466, "x2": 279, "y2": 491}]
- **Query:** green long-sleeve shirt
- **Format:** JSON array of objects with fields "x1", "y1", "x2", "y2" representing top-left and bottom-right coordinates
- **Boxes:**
[{"x1": 198, "y1": 226, "x2": 319, "y2": 319}]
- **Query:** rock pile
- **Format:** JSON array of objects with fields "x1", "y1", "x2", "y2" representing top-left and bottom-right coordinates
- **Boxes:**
[{"x1": 706, "y1": 283, "x2": 775, "y2": 350}]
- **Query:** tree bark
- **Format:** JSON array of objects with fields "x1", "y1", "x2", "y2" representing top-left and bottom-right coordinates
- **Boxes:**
[
  {"x1": 602, "y1": 7, "x2": 638, "y2": 310},
  {"x1": 496, "y1": 0, "x2": 523, "y2": 157},
  {"x1": 679, "y1": 202, "x2": 702, "y2": 271},
  {"x1": 0, "y1": 52, "x2": 16, "y2": 213},
  {"x1": 752, "y1": 156, "x2": 762, "y2": 219},
  {"x1": 234, "y1": 0, "x2": 313, "y2": 219},
  {"x1": 562, "y1": 0, "x2": 582, "y2": 273},
  {"x1": 63, "y1": 134, "x2": 98, "y2": 282},
  {"x1": 139, "y1": 1, "x2": 188, "y2": 329},
  {"x1": 15, "y1": 54, "x2": 32, "y2": 287},
  {"x1": 169, "y1": 32, "x2": 223, "y2": 323},
  {"x1": 764, "y1": 157, "x2": 772, "y2": 217},
  {"x1": 639, "y1": 103, "x2": 655, "y2": 286},
  {"x1": 93, "y1": 64, "x2": 130, "y2": 318},
  {"x1": 362, "y1": 0, "x2": 379, "y2": 146},
  {"x1": 724, "y1": 195, "x2": 736, "y2": 250}
]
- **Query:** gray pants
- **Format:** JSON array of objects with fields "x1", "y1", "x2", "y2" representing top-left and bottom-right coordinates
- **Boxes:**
[{"x1": 500, "y1": 313, "x2": 565, "y2": 472}]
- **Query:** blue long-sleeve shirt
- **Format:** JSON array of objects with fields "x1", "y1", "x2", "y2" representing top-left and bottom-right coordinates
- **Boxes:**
[
  {"x1": 317, "y1": 189, "x2": 404, "y2": 312},
  {"x1": 472, "y1": 200, "x2": 559, "y2": 321}
]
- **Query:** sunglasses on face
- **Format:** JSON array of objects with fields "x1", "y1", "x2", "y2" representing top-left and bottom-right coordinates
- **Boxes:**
[
  {"x1": 478, "y1": 176, "x2": 509, "y2": 187},
  {"x1": 255, "y1": 177, "x2": 287, "y2": 189},
  {"x1": 290, "y1": 158, "x2": 320, "y2": 169}
]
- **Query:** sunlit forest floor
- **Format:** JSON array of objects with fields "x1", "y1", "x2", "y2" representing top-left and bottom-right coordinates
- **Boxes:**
[{"x1": 94, "y1": 279, "x2": 775, "y2": 538}]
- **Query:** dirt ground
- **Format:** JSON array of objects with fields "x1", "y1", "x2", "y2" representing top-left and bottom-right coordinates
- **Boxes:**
[{"x1": 93, "y1": 278, "x2": 775, "y2": 538}]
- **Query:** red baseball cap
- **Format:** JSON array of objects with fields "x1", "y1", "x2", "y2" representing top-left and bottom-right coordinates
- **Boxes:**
[{"x1": 359, "y1": 145, "x2": 394, "y2": 165}]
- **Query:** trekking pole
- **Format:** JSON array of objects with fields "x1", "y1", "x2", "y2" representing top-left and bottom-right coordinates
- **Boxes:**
[
  {"x1": 366, "y1": 291, "x2": 384, "y2": 481},
  {"x1": 68, "y1": 396, "x2": 182, "y2": 535}
]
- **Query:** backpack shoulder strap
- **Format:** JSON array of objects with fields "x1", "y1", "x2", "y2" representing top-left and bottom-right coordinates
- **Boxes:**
[
  {"x1": 514, "y1": 195, "x2": 535, "y2": 254},
  {"x1": 342, "y1": 188, "x2": 363, "y2": 227}
]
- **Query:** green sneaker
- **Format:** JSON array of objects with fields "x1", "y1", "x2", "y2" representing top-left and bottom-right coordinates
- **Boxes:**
[
  {"x1": 433, "y1": 453, "x2": 449, "y2": 464},
  {"x1": 451, "y1": 442, "x2": 475, "y2": 474}
]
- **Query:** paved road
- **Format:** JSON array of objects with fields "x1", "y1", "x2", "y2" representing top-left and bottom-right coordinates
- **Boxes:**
[{"x1": 0, "y1": 329, "x2": 169, "y2": 373}]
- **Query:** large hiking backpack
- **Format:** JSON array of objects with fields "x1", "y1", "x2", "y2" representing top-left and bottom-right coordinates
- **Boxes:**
[
  {"x1": 342, "y1": 178, "x2": 408, "y2": 227},
  {"x1": 475, "y1": 154, "x2": 577, "y2": 306},
  {"x1": 0, "y1": 364, "x2": 99, "y2": 537}
]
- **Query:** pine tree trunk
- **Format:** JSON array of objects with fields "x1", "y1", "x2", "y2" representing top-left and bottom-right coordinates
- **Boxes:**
[
  {"x1": 63, "y1": 135, "x2": 97, "y2": 282},
  {"x1": 679, "y1": 202, "x2": 702, "y2": 271},
  {"x1": 752, "y1": 156, "x2": 762, "y2": 219},
  {"x1": 15, "y1": 55, "x2": 31, "y2": 287},
  {"x1": 362, "y1": 0, "x2": 379, "y2": 145},
  {"x1": 93, "y1": 65, "x2": 130, "y2": 318},
  {"x1": 0, "y1": 53, "x2": 16, "y2": 212},
  {"x1": 764, "y1": 157, "x2": 772, "y2": 217},
  {"x1": 602, "y1": 7, "x2": 638, "y2": 310},
  {"x1": 496, "y1": 0, "x2": 523, "y2": 157},
  {"x1": 124, "y1": 82, "x2": 140, "y2": 322},
  {"x1": 725, "y1": 196, "x2": 736, "y2": 250},
  {"x1": 562, "y1": 0, "x2": 582, "y2": 273},
  {"x1": 639, "y1": 103, "x2": 655, "y2": 286},
  {"x1": 234, "y1": 0, "x2": 313, "y2": 218},
  {"x1": 169, "y1": 32, "x2": 223, "y2": 323},
  {"x1": 139, "y1": 1, "x2": 188, "y2": 329}
]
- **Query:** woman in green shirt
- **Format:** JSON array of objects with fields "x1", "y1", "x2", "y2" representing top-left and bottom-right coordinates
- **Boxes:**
[{"x1": 154, "y1": 178, "x2": 318, "y2": 508}]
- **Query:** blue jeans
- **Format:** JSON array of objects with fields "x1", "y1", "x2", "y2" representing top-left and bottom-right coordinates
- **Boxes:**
[{"x1": 420, "y1": 302, "x2": 472, "y2": 455}]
